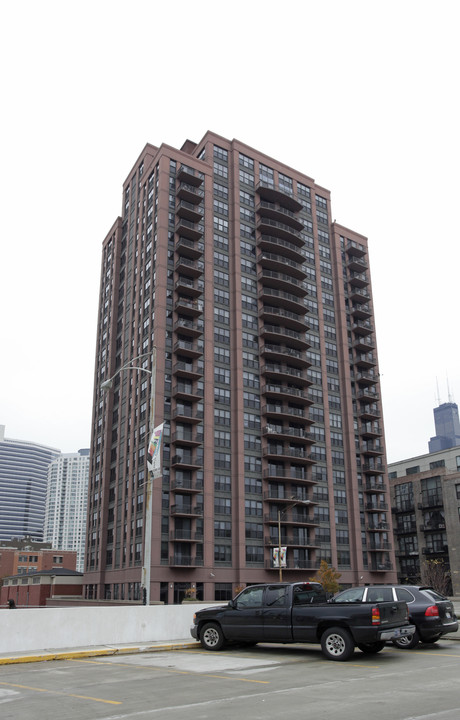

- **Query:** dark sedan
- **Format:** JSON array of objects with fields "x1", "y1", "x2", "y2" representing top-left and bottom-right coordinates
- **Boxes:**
[{"x1": 331, "y1": 585, "x2": 458, "y2": 649}]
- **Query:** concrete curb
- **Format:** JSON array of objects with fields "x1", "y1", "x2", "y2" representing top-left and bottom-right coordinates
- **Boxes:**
[{"x1": 0, "y1": 641, "x2": 198, "y2": 666}]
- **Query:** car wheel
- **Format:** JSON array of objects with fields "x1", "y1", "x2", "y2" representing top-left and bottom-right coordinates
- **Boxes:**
[
  {"x1": 321, "y1": 627, "x2": 355, "y2": 661},
  {"x1": 421, "y1": 635, "x2": 441, "y2": 644},
  {"x1": 392, "y1": 629, "x2": 420, "y2": 649},
  {"x1": 200, "y1": 622, "x2": 225, "y2": 651},
  {"x1": 357, "y1": 641, "x2": 386, "y2": 654}
]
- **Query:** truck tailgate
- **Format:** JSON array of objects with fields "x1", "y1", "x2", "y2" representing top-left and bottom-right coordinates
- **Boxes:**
[{"x1": 376, "y1": 600, "x2": 408, "y2": 626}]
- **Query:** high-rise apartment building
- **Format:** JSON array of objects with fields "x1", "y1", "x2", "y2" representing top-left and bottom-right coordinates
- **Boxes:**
[
  {"x1": 44, "y1": 449, "x2": 90, "y2": 572},
  {"x1": 86, "y1": 131, "x2": 395, "y2": 603},
  {"x1": 0, "y1": 425, "x2": 60, "y2": 542}
]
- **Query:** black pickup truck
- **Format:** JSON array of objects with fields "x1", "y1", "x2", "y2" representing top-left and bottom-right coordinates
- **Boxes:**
[{"x1": 191, "y1": 582, "x2": 415, "y2": 661}]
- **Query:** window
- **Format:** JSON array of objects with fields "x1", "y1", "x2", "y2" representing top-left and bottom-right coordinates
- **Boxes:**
[{"x1": 245, "y1": 499, "x2": 263, "y2": 516}]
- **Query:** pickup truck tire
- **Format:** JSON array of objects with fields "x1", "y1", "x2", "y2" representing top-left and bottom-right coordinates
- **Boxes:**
[
  {"x1": 200, "y1": 622, "x2": 225, "y2": 651},
  {"x1": 392, "y1": 629, "x2": 420, "y2": 649},
  {"x1": 357, "y1": 641, "x2": 386, "y2": 654},
  {"x1": 321, "y1": 627, "x2": 355, "y2": 661}
]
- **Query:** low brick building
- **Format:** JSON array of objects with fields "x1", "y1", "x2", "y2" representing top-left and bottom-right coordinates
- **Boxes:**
[
  {"x1": 1, "y1": 568, "x2": 83, "y2": 607},
  {"x1": 0, "y1": 537, "x2": 77, "y2": 579}
]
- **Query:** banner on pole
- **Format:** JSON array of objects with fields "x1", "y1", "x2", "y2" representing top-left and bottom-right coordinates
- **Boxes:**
[
  {"x1": 273, "y1": 547, "x2": 287, "y2": 568},
  {"x1": 147, "y1": 423, "x2": 164, "y2": 474}
]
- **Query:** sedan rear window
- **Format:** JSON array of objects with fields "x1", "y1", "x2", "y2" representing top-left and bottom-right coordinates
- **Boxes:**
[{"x1": 420, "y1": 588, "x2": 448, "y2": 603}]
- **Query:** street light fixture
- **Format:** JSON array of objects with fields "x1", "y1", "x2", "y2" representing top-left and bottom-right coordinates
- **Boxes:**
[
  {"x1": 277, "y1": 498, "x2": 313, "y2": 582},
  {"x1": 101, "y1": 349, "x2": 158, "y2": 605}
]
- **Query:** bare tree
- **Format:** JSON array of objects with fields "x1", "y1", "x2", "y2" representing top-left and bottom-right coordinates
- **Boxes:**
[{"x1": 420, "y1": 559, "x2": 451, "y2": 596}]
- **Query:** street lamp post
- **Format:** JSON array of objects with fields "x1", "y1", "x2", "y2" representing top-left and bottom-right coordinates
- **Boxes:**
[
  {"x1": 101, "y1": 349, "x2": 157, "y2": 605},
  {"x1": 277, "y1": 498, "x2": 312, "y2": 582}
]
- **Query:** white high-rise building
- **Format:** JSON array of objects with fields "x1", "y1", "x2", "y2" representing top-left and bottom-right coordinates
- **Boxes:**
[{"x1": 44, "y1": 449, "x2": 89, "y2": 572}]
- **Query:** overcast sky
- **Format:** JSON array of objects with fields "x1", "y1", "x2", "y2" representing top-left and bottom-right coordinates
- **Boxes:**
[{"x1": 1, "y1": 0, "x2": 459, "y2": 463}]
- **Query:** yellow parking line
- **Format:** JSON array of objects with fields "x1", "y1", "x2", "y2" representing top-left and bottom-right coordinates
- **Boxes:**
[{"x1": 0, "y1": 681, "x2": 122, "y2": 705}]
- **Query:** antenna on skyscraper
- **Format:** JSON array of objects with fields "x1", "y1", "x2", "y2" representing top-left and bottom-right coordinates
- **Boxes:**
[
  {"x1": 447, "y1": 375, "x2": 454, "y2": 403},
  {"x1": 436, "y1": 377, "x2": 441, "y2": 405}
]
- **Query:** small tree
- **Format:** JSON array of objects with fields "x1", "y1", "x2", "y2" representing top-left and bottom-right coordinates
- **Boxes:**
[
  {"x1": 420, "y1": 559, "x2": 451, "y2": 596},
  {"x1": 311, "y1": 560, "x2": 341, "y2": 594}
]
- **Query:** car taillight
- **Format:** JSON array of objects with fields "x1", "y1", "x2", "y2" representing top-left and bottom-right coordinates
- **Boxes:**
[
  {"x1": 371, "y1": 606, "x2": 380, "y2": 625},
  {"x1": 425, "y1": 605, "x2": 440, "y2": 617}
]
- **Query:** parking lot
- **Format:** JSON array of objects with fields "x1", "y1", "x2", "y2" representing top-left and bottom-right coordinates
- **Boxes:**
[{"x1": 2, "y1": 641, "x2": 460, "y2": 720}]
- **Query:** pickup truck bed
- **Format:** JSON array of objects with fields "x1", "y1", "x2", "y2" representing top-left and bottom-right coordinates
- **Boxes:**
[{"x1": 191, "y1": 582, "x2": 415, "y2": 661}]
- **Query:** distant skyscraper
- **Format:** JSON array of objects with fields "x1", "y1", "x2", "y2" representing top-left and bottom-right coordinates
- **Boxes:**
[
  {"x1": 86, "y1": 131, "x2": 394, "y2": 603},
  {"x1": 0, "y1": 425, "x2": 60, "y2": 542},
  {"x1": 44, "y1": 449, "x2": 90, "y2": 572},
  {"x1": 429, "y1": 403, "x2": 460, "y2": 452}
]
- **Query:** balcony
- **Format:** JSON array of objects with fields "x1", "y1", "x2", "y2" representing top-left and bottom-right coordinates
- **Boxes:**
[
  {"x1": 175, "y1": 278, "x2": 204, "y2": 298},
  {"x1": 368, "y1": 542, "x2": 392, "y2": 551},
  {"x1": 364, "y1": 478, "x2": 386, "y2": 492},
  {"x1": 391, "y1": 500, "x2": 415, "y2": 513},
  {"x1": 173, "y1": 360, "x2": 203, "y2": 380},
  {"x1": 172, "y1": 381, "x2": 203, "y2": 401},
  {"x1": 420, "y1": 493, "x2": 443, "y2": 509},
  {"x1": 177, "y1": 181, "x2": 204, "y2": 203},
  {"x1": 260, "y1": 383, "x2": 313, "y2": 404},
  {"x1": 361, "y1": 441, "x2": 384, "y2": 455},
  {"x1": 356, "y1": 372, "x2": 379, "y2": 386},
  {"x1": 170, "y1": 478, "x2": 203, "y2": 493},
  {"x1": 177, "y1": 164, "x2": 204, "y2": 186},
  {"x1": 354, "y1": 352, "x2": 376, "y2": 369},
  {"x1": 260, "y1": 305, "x2": 309, "y2": 333},
  {"x1": 362, "y1": 461, "x2": 385, "y2": 473},
  {"x1": 261, "y1": 403, "x2": 313, "y2": 424},
  {"x1": 171, "y1": 431, "x2": 203, "y2": 448},
  {"x1": 174, "y1": 318, "x2": 203, "y2": 338},
  {"x1": 175, "y1": 257, "x2": 204, "y2": 277},
  {"x1": 258, "y1": 234, "x2": 305, "y2": 263},
  {"x1": 172, "y1": 406, "x2": 203, "y2": 423},
  {"x1": 176, "y1": 200, "x2": 203, "y2": 223},
  {"x1": 170, "y1": 504, "x2": 203, "y2": 518},
  {"x1": 263, "y1": 446, "x2": 313, "y2": 465},
  {"x1": 259, "y1": 269, "x2": 308, "y2": 297},
  {"x1": 348, "y1": 271, "x2": 369, "y2": 288},
  {"x1": 258, "y1": 252, "x2": 307, "y2": 280},
  {"x1": 170, "y1": 530, "x2": 204, "y2": 542},
  {"x1": 256, "y1": 200, "x2": 304, "y2": 230},
  {"x1": 347, "y1": 255, "x2": 368, "y2": 272},
  {"x1": 353, "y1": 320, "x2": 374, "y2": 336},
  {"x1": 171, "y1": 454, "x2": 202, "y2": 471},
  {"x1": 261, "y1": 343, "x2": 309, "y2": 367},
  {"x1": 349, "y1": 286, "x2": 371, "y2": 303},
  {"x1": 365, "y1": 501, "x2": 388, "y2": 511},
  {"x1": 353, "y1": 334, "x2": 375, "y2": 351},
  {"x1": 173, "y1": 339, "x2": 204, "y2": 359},
  {"x1": 175, "y1": 297, "x2": 203, "y2": 318},
  {"x1": 265, "y1": 559, "x2": 316, "y2": 571},
  {"x1": 346, "y1": 239, "x2": 367, "y2": 258},
  {"x1": 264, "y1": 536, "x2": 319, "y2": 549},
  {"x1": 169, "y1": 555, "x2": 204, "y2": 567},
  {"x1": 370, "y1": 562, "x2": 393, "y2": 572},
  {"x1": 261, "y1": 362, "x2": 310, "y2": 385},
  {"x1": 263, "y1": 425, "x2": 314, "y2": 444},
  {"x1": 351, "y1": 303, "x2": 372, "y2": 320},
  {"x1": 262, "y1": 324, "x2": 309, "y2": 351},
  {"x1": 259, "y1": 286, "x2": 308, "y2": 315},
  {"x1": 359, "y1": 404, "x2": 381, "y2": 421},
  {"x1": 176, "y1": 236, "x2": 204, "y2": 260},
  {"x1": 175, "y1": 217, "x2": 204, "y2": 241},
  {"x1": 256, "y1": 180, "x2": 303, "y2": 212},
  {"x1": 263, "y1": 468, "x2": 313, "y2": 483}
]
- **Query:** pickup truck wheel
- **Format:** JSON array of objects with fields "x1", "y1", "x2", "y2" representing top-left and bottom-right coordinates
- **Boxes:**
[
  {"x1": 321, "y1": 627, "x2": 355, "y2": 661},
  {"x1": 357, "y1": 641, "x2": 386, "y2": 654},
  {"x1": 392, "y1": 629, "x2": 420, "y2": 649},
  {"x1": 200, "y1": 622, "x2": 225, "y2": 651}
]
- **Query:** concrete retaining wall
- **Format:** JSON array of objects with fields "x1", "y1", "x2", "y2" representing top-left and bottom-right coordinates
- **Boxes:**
[{"x1": 1, "y1": 603, "x2": 216, "y2": 653}]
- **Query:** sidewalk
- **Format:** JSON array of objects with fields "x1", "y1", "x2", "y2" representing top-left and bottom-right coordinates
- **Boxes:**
[
  {"x1": 0, "y1": 639, "x2": 198, "y2": 666},
  {"x1": 1, "y1": 633, "x2": 459, "y2": 665}
]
